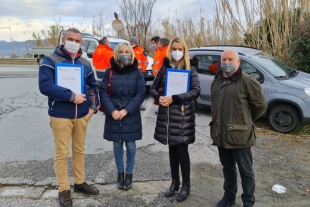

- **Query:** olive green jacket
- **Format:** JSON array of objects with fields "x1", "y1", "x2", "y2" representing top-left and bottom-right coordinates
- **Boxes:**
[{"x1": 210, "y1": 69, "x2": 267, "y2": 149}]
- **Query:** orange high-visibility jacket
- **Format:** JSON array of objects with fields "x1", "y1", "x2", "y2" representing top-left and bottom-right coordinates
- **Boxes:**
[
  {"x1": 133, "y1": 45, "x2": 148, "y2": 72},
  {"x1": 208, "y1": 62, "x2": 217, "y2": 74},
  {"x1": 158, "y1": 46, "x2": 168, "y2": 71},
  {"x1": 92, "y1": 45, "x2": 114, "y2": 70},
  {"x1": 152, "y1": 48, "x2": 161, "y2": 76}
]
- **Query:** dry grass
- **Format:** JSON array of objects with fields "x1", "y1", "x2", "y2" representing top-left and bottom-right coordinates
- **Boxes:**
[
  {"x1": 255, "y1": 118, "x2": 310, "y2": 140},
  {"x1": 213, "y1": 0, "x2": 310, "y2": 66},
  {"x1": 29, "y1": 0, "x2": 310, "y2": 67}
]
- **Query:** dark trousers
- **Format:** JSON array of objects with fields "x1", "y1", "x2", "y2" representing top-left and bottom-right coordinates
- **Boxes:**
[
  {"x1": 169, "y1": 144, "x2": 190, "y2": 183},
  {"x1": 218, "y1": 147, "x2": 255, "y2": 207}
]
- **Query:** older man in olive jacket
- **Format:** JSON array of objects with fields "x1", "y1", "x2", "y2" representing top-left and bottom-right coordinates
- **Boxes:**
[{"x1": 210, "y1": 49, "x2": 267, "y2": 207}]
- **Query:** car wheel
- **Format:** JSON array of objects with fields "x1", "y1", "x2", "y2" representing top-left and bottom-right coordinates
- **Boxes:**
[{"x1": 267, "y1": 105, "x2": 300, "y2": 133}]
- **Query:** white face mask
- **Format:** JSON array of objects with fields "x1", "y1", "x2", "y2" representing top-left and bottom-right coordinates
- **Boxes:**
[
  {"x1": 171, "y1": 50, "x2": 184, "y2": 61},
  {"x1": 64, "y1": 40, "x2": 80, "y2": 54}
]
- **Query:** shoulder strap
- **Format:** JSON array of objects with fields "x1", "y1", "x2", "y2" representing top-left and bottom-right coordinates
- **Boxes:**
[{"x1": 47, "y1": 54, "x2": 66, "y2": 66}]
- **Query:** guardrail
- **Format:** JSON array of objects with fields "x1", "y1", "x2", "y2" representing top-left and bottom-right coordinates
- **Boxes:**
[{"x1": 0, "y1": 58, "x2": 38, "y2": 65}]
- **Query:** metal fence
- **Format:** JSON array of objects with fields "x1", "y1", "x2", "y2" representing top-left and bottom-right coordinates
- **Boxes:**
[{"x1": 0, "y1": 58, "x2": 37, "y2": 65}]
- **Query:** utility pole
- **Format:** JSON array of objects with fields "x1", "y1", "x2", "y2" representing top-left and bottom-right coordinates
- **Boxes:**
[
  {"x1": 8, "y1": 27, "x2": 16, "y2": 57},
  {"x1": 221, "y1": 6, "x2": 225, "y2": 45}
]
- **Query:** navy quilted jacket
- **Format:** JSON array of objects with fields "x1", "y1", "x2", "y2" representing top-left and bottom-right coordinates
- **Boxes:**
[
  {"x1": 39, "y1": 45, "x2": 98, "y2": 119},
  {"x1": 99, "y1": 58, "x2": 146, "y2": 142}
]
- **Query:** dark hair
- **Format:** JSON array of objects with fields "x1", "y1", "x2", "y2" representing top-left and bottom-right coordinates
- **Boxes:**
[
  {"x1": 99, "y1": 37, "x2": 108, "y2": 45},
  {"x1": 151, "y1": 36, "x2": 160, "y2": 43},
  {"x1": 159, "y1": 38, "x2": 170, "y2": 46}
]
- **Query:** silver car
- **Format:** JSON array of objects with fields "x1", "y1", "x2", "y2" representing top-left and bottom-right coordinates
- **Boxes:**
[{"x1": 189, "y1": 46, "x2": 310, "y2": 133}]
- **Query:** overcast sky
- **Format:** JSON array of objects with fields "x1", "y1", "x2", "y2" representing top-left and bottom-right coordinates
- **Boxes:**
[{"x1": 0, "y1": 0, "x2": 217, "y2": 42}]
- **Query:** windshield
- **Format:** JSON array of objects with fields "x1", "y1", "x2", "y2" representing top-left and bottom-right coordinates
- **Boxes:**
[
  {"x1": 249, "y1": 52, "x2": 291, "y2": 78},
  {"x1": 110, "y1": 41, "x2": 129, "y2": 51}
]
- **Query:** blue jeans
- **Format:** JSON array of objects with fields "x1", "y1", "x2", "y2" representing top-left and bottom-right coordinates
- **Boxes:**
[{"x1": 113, "y1": 141, "x2": 136, "y2": 174}]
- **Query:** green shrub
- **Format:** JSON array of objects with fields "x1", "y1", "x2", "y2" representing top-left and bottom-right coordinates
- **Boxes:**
[{"x1": 290, "y1": 20, "x2": 310, "y2": 73}]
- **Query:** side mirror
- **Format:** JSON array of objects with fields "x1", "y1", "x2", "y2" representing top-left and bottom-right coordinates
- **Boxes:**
[
  {"x1": 251, "y1": 73, "x2": 261, "y2": 81},
  {"x1": 87, "y1": 52, "x2": 93, "y2": 58}
]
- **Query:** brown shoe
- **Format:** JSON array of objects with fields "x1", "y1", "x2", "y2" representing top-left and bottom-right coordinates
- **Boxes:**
[
  {"x1": 74, "y1": 181, "x2": 99, "y2": 195},
  {"x1": 58, "y1": 190, "x2": 72, "y2": 207}
]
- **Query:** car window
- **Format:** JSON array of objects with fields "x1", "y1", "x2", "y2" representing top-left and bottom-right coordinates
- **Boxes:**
[
  {"x1": 87, "y1": 41, "x2": 97, "y2": 53},
  {"x1": 249, "y1": 52, "x2": 291, "y2": 78},
  {"x1": 240, "y1": 60, "x2": 257, "y2": 74},
  {"x1": 81, "y1": 40, "x2": 89, "y2": 52},
  {"x1": 110, "y1": 42, "x2": 121, "y2": 51},
  {"x1": 194, "y1": 55, "x2": 219, "y2": 75}
]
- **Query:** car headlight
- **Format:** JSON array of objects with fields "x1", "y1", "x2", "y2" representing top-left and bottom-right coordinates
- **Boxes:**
[{"x1": 305, "y1": 88, "x2": 310, "y2": 96}]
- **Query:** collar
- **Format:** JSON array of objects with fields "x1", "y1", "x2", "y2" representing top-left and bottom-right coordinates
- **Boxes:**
[
  {"x1": 99, "y1": 44, "x2": 113, "y2": 51},
  {"x1": 58, "y1": 45, "x2": 82, "y2": 59},
  {"x1": 216, "y1": 68, "x2": 242, "y2": 81}
]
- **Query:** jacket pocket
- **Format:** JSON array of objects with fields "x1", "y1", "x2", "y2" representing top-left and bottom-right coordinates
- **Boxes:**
[{"x1": 226, "y1": 124, "x2": 251, "y2": 146}]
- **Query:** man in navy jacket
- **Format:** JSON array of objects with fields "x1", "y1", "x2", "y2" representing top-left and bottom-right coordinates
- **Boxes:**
[{"x1": 39, "y1": 28, "x2": 99, "y2": 207}]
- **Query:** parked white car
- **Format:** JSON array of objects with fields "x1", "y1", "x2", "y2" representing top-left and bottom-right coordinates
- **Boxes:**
[{"x1": 80, "y1": 36, "x2": 154, "y2": 86}]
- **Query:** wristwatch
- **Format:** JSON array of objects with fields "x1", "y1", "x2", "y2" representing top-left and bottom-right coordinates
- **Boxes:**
[{"x1": 89, "y1": 105, "x2": 98, "y2": 114}]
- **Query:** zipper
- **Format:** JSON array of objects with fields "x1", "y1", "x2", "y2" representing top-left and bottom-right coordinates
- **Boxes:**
[
  {"x1": 166, "y1": 105, "x2": 170, "y2": 146},
  {"x1": 119, "y1": 74, "x2": 123, "y2": 142},
  {"x1": 72, "y1": 57, "x2": 78, "y2": 119}
]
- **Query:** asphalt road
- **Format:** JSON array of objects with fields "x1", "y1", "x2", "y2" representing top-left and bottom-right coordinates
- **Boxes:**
[
  {"x1": 0, "y1": 65, "x2": 214, "y2": 164},
  {"x1": 0, "y1": 65, "x2": 220, "y2": 206}
]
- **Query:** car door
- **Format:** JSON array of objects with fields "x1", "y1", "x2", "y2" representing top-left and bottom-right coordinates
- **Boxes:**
[
  {"x1": 239, "y1": 58, "x2": 267, "y2": 100},
  {"x1": 192, "y1": 54, "x2": 221, "y2": 107}
]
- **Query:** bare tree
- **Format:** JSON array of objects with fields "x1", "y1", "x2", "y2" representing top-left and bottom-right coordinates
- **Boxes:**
[
  {"x1": 116, "y1": 0, "x2": 157, "y2": 51},
  {"x1": 32, "y1": 23, "x2": 63, "y2": 47}
]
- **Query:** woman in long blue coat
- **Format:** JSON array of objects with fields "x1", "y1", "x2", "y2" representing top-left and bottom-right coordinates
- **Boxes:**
[{"x1": 99, "y1": 42, "x2": 145, "y2": 190}]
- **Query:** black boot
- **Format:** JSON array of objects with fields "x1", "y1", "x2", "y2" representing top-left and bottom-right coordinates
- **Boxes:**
[
  {"x1": 124, "y1": 173, "x2": 133, "y2": 190},
  {"x1": 176, "y1": 182, "x2": 190, "y2": 202},
  {"x1": 165, "y1": 179, "x2": 180, "y2": 197},
  {"x1": 117, "y1": 172, "x2": 124, "y2": 189}
]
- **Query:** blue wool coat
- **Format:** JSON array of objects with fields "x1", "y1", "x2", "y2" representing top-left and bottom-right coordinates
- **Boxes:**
[{"x1": 99, "y1": 58, "x2": 146, "y2": 142}]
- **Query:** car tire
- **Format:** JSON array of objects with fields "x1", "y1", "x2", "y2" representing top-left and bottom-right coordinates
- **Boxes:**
[{"x1": 267, "y1": 104, "x2": 300, "y2": 133}]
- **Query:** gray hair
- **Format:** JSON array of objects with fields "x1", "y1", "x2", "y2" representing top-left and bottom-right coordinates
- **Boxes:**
[
  {"x1": 159, "y1": 38, "x2": 170, "y2": 46},
  {"x1": 99, "y1": 37, "x2": 108, "y2": 45}
]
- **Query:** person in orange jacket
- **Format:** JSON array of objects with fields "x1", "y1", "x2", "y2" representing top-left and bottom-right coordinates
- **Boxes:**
[
  {"x1": 158, "y1": 38, "x2": 170, "y2": 71},
  {"x1": 151, "y1": 36, "x2": 161, "y2": 76},
  {"x1": 129, "y1": 37, "x2": 148, "y2": 111},
  {"x1": 92, "y1": 37, "x2": 114, "y2": 80},
  {"x1": 129, "y1": 37, "x2": 148, "y2": 73},
  {"x1": 208, "y1": 61, "x2": 217, "y2": 74}
]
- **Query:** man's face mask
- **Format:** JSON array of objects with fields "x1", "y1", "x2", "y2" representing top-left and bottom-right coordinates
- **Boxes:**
[
  {"x1": 221, "y1": 62, "x2": 235, "y2": 75},
  {"x1": 151, "y1": 44, "x2": 156, "y2": 50},
  {"x1": 64, "y1": 40, "x2": 80, "y2": 54},
  {"x1": 118, "y1": 54, "x2": 131, "y2": 66}
]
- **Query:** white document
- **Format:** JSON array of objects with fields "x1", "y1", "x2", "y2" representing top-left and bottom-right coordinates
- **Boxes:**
[
  {"x1": 165, "y1": 70, "x2": 189, "y2": 96},
  {"x1": 56, "y1": 65, "x2": 83, "y2": 94}
]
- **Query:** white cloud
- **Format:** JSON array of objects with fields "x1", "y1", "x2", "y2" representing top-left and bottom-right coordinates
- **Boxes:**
[{"x1": 0, "y1": 0, "x2": 215, "y2": 41}]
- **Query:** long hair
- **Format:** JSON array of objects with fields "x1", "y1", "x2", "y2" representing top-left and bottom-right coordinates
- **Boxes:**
[
  {"x1": 113, "y1": 42, "x2": 135, "y2": 65},
  {"x1": 166, "y1": 37, "x2": 190, "y2": 70}
]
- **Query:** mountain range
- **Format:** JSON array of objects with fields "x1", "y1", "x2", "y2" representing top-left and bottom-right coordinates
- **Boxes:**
[{"x1": 0, "y1": 40, "x2": 34, "y2": 56}]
